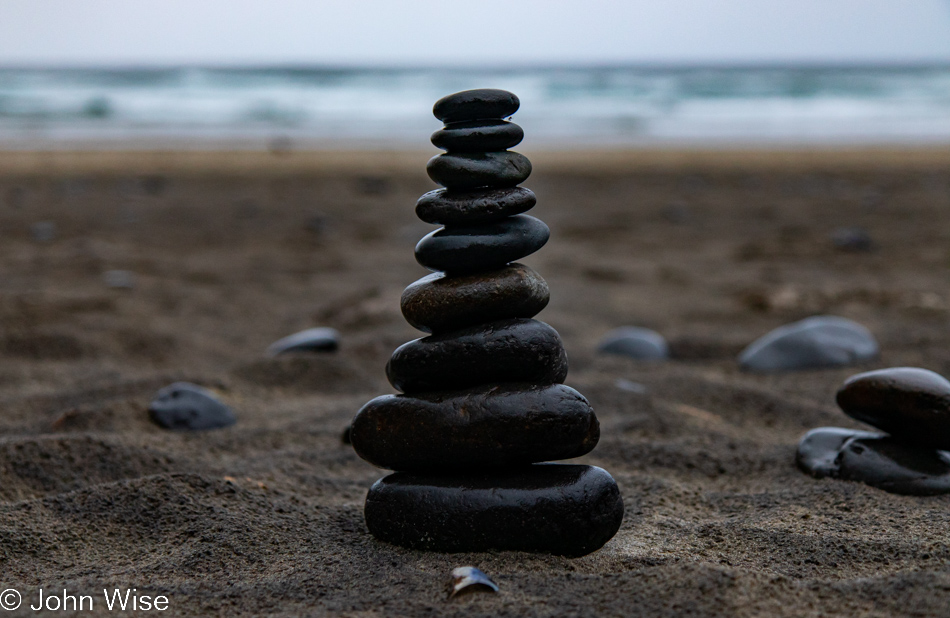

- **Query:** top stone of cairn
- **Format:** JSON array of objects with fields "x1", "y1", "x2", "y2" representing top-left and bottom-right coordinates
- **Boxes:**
[{"x1": 433, "y1": 89, "x2": 520, "y2": 123}]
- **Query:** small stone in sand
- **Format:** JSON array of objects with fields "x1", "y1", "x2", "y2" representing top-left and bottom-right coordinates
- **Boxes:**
[
  {"x1": 836, "y1": 367, "x2": 950, "y2": 451},
  {"x1": 148, "y1": 382, "x2": 236, "y2": 431},
  {"x1": 597, "y1": 327, "x2": 669, "y2": 361},
  {"x1": 449, "y1": 567, "x2": 498, "y2": 598},
  {"x1": 103, "y1": 270, "x2": 135, "y2": 289},
  {"x1": 30, "y1": 221, "x2": 56, "y2": 242},
  {"x1": 266, "y1": 327, "x2": 340, "y2": 356},
  {"x1": 831, "y1": 226, "x2": 874, "y2": 252},
  {"x1": 738, "y1": 315, "x2": 878, "y2": 372},
  {"x1": 797, "y1": 426, "x2": 950, "y2": 495}
]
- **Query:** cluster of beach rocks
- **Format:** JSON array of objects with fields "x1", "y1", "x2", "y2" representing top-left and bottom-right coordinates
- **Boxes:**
[
  {"x1": 350, "y1": 89, "x2": 624, "y2": 556},
  {"x1": 798, "y1": 367, "x2": 950, "y2": 495}
]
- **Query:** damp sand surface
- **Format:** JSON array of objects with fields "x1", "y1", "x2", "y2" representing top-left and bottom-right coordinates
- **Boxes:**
[{"x1": 0, "y1": 148, "x2": 949, "y2": 616}]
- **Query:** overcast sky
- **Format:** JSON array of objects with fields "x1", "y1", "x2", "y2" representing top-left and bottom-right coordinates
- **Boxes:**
[{"x1": 2, "y1": 0, "x2": 950, "y2": 66}]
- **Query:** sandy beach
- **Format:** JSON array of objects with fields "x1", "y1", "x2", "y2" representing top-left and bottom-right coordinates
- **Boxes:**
[{"x1": 0, "y1": 147, "x2": 949, "y2": 616}]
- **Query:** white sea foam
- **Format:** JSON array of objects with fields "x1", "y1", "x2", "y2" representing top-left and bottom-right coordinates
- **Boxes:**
[{"x1": 0, "y1": 66, "x2": 948, "y2": 149}]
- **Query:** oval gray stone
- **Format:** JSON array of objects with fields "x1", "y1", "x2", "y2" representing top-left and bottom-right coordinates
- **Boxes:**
[
  {"x1": 597, "y1": 326, "x2": 669, "y2": 361},
  {"x1": 351, "y1": 383, "x2": 599, "y2": 470},
  {"x1": 432, "y1": 88, "x2": 520, "y2": 123},
  {"x1": 836, "y1": 367, "x2": 950, "y2": 450},
  {"x1": 416, "y1": 187, "x2": 536, "y2": 226},
  {"x1": 738, "y1": 315, "x2": 878, "y2": 373},
  {"x1": 427, "y1": 151, "x2": 531, "y2": 191},
  {"x1": 400, "y1": 263, "x2": 549, "y2": 333},
  {"x1": 266, "y1": 327, "x2": 339, "y2": 356},
  {"x1": 797, "y1": 426, "x2": 950, "y2": 495},
  {"x1": 364, "y1": 464, "x2": 624, "y2": 556},
  {"x1": 414, "y1": 214, "x2": 549, "y2": 274},
  {"x1": 148, "y1": 382, "x2": 236, "y2": 431},
  {"x1": 431, "y1": 119, "x2": 524, "y2": 152},
  {"x1": 386, "y1": 317, "x2": 568, "y2": 393}
]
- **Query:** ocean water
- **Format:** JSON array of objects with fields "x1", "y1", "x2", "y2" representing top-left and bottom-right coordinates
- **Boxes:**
[{"x1": 1, "y1": 65, "x2": 949, "y2": 149}]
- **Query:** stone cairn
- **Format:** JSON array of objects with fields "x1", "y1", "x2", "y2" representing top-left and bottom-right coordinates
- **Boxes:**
[
  {"x1": 798, "y1": 367, "x2": 950, "y2": 495},
  {"x1": 350, "y1": 89, "x2": 624, "y2": 556}
]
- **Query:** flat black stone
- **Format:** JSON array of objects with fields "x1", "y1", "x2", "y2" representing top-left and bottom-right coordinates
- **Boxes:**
[
  {"x1": 386, "y1": 318, "x2": 568, "y2": 393},
  {"x1": 427, "y1": 152, "x2": 531, "y2": 191},
  {"x1": 266, "y1": 327, "x2": 339, "y2": 356},
  {"x1": 432, "y1": 89, "x2": 520, "y2": 124},
  {"x1": 148, "y1": 382, "x2": 236, "y2": 431},
  {"x1": 415, "y1": 214, "x2": 549, "y2": 274},
  {"x1": 796, "y1": 427, "x2": 950, "y2": 496},
  {"x1": 364, "y1": 464, "x2": 624, "y2": 556},
  {"x1": 400, "y1": 263, "x2": 549, "y2": 333},
  {"x1": 431, "y1": 119, "x2": 524, "y2": 152},
  {"x1": 836, "y1": 367, "x2": 950, "y2": 451},
  {"x1": 416, "y1": 187, "x2": 536, "y2": 226},
  {"x1": 738, "y1": 315, "x2": 878, "y2": 373},
  {"x1": 351, "y1": 383, "x2": 599, "y2": 470}
]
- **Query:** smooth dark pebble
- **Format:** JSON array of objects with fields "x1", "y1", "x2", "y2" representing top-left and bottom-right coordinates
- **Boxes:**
[
  {"x1": 831, "y1": 226, "x2": 874, "y2": 252},
  {"x1": 415, "y1": 214, "x2": 549, "y2": 274},
  {"x1": 351, "y1": 383, "x2": 599, "y2": 471},
  {"x1": 797, "y1": 427, "x2": 950, "y2": 495},
  {"x1": 341, "y1": 424, "x2": 352, "y2": 445},
  {"x1": 148, "y1": 382, "x2": 236, "y2": 431},
  {"x1": 400, "y1": 263, "x2": 549, "y2": 333},
  {"x1": 597, "y1": 326, "x2": 669, "y2": 361},
  {"x1": 266, "y1": 327, "x2": 339, "y2": 356},
  {"x1": 837, "y1": 367, "x2": 950, "y2": 450},
  {"x1": 364, "y1": 464, "x2": 624, "y2": 556},
  {"x1": 416, "y1": 186, "x2": 536, "y2": 225},
  {"x1": 431, "y1": 119, "x2": 524, "y2": 152},
  {"x1": 386, "y1": 318, "x2": 567, "y2": 393},
  {"x1": 433, "y1": 88, "x2": 520, "y2": 124},
  {"x1": 738, "y1": 315, "x2": 878, "y2": 372},
  {"x1": 427, "y1": 151, "x2": 531, "y2": 191}
]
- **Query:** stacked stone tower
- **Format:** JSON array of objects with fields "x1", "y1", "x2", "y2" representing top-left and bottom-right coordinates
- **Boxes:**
[{"x1": 350, "y1": 89, "x2": 624, "y2": 556}]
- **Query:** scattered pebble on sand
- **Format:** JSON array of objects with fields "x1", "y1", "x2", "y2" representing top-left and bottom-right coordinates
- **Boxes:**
[
  {"x1": 597, "y1": 326, "x2": 669, "y2": 361},
  {"x1": 266, "y1": 327, "x2": 340, "y2": 356},
  {"x1": 148, "y1": 382, "x2": 236, "y2": 431},
  {"x1": 739, "y1": 315, "x2": 878, "y2": 372}
]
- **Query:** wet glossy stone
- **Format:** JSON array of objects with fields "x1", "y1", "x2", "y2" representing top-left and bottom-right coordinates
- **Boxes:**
[
  {"x1": 427, "y1": 151, "x2": 531, "y2": 191},
  {"x1": 266, "y1": 327, "x2": 339, "y2": 356},
  {"x1": 364, "y1": 464, "x2": 624, "y2": 556},
  {"x1": 797, "y1": 427, "x2": 950, "y2": 495},
  {"x1": 148, "y1": 382, "x2": 236, "y2": 431},
  {"x1": 386, "y1": 318, "x2": 567, "y2": 393},
  {"x1": 431, "y1": 119, "x2": 524, "y2": 152},
  {"x1": 597, "y1": 326, "x2": 669, "y2": 361},
  {"x1": 415, "y1": 214, "x2": 549, "y2": 274},
  {"x1": 738, "y1": 315, "x2": 878, "y2": 373},
  {"x1": 351, "y1": 383, "x2": 599, "y2": 470},
  {"x1": 433, "y1": 88, "x2": 520, "y2": 124},
  {"x1": 837, "y1": 367, "x2": 950, "y2": 450},
  {"x1": 416, "y1": 187, "x2": 536, "y2": 226},
  {"x1": 401, "y1": 264, "x2": 549, "y2": 333}
]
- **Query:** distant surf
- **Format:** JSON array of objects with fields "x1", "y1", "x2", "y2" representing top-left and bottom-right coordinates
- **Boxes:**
[{"x1": 0, "y1": 64, "x2": 948, "y2": 149}]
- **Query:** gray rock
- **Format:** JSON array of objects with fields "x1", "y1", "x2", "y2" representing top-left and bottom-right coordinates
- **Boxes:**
[
  {"x1": 148, "y1": 382, "x2": 236, "y2": 431},
  {"x1": 266, "y1": 327, "x2": 339, "y2": 356},
  {"x1": 103, "y1": 270, "x2": 135, "y2": 289},
  {"x1": 739, "y1": 315, "x2": 878, "y2": 372},
  {"x1": 797, "y1": 426, "x2": 950, "y2": 496},
  {"x1": 597, "y1": 327, "x2": 669, "y2": 361},
  {"x1": 30, "y1": 221, "x2": 56, "y2": 242}
]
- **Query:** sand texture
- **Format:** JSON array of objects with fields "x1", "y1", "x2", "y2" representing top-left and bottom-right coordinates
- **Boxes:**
[{"x1": 0, "y1": 149, "x2": 949, "y2": 616}]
